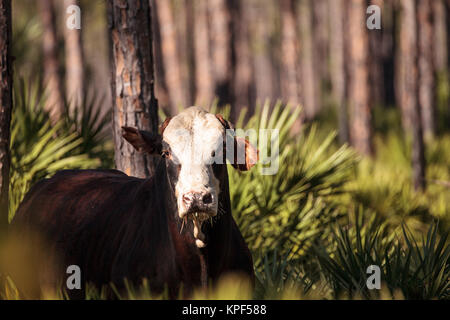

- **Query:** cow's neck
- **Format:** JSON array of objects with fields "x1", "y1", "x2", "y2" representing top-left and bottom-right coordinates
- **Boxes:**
[
  {"x1": 199, "y1": 165, "x2": 235, "y2": 280},
  {"x1": 163, "y1": 164, "x2": 235, "y2": 286}
]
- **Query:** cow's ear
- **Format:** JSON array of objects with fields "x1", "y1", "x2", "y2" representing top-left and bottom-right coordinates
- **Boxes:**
[
  {"x1": 122, "y1": 127, "x2": 162, "y2": 155},
  {"x1": 232, "y1": 137, "x2": 259, "y2": 171},
  {"x1": 160, "y1": 117, "x2": 172, "y2": 135},
  {"x1": 215, "y1": 114, "x2": 233, "y2": 130},
  {"x1": 216, "y1": 114, "x2": 258, "y2": 171}
]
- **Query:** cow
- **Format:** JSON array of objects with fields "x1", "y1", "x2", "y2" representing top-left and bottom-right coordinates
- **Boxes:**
[{"x1": 9, "y1": 107, "x2": 257, "y2": 299}]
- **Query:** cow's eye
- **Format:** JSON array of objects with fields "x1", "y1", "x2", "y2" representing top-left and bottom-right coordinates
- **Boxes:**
[
  {"x1": 161, "y1": 150, "x2": 170, "y2": 158},
  {"x1": 211, "y1": 150, "x2": 216, "y2": 157}
]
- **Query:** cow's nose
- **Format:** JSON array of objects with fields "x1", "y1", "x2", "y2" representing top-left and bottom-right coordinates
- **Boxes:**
[
  {"x1": 182, "y1": 193, "x2": 195, "y2": 206},
  {"x1": 202, "y1": 193, "x2": 212, "y2": 204},
  {"x1": 182, "y1": 192, "x2": 212, "y2": 208}
]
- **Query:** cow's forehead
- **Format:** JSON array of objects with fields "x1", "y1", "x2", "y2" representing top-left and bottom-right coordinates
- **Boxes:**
[{"x1": 163, "y1": 107, "x2": 225, "y2": 158}]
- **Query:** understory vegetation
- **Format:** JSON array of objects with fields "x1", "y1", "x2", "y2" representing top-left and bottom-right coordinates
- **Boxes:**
[{"x1": 1, "y1": 80, "x2": 448, "y2": 300}]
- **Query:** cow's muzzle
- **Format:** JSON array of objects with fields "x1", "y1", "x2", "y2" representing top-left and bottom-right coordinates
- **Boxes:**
[
  {"x1": 180, "y1": 191, "x2": 217, "y2": 248},
  {"x1": 182, "y1": 192, "x2": 215, "y2": 213}
]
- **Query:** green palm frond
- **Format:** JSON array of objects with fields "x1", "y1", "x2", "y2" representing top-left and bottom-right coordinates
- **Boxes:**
[{"x1": 8, "y1": 78, "x2": 109, "y2": 220}]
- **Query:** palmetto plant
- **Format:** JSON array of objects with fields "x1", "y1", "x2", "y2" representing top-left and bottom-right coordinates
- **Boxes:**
[
  {"x1": 226, "y1": 101, "x2": 357, "y2": 260},
  {"x1": 8, "y1": 78, "x2": 111, "y2": 219},
  {"x1": 314, "y1": 211, "x2": 449, "y2": 300},
  {"x1": 62, "y1": 91, "x2": 114, "y2": 169}
]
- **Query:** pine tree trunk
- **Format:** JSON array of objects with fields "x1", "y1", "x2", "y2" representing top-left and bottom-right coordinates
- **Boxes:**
[
  {"x1": 433, "y1": 0, "x2": 448, "y2": 73},
  {"x1": 298, "y1": 0, "x2": 317, "y2": 120},
  {"x1": 39, "y1": 0, "x2": 65, "y2": 123},
  {"x1": 154, "y1": 0, "x2": 185, "y2": 115},
  {"x1": 417, "y1": 0, "x2": 435, "y2": 140},
  {"x1": 399, "y1": 0, "x2": 426, "y2": 191},
  {"x1": 193, "y1": 0, "x2": 213, "y2": 107},
  {"x1": 328, "y1": 0, "x2": 348, "y2": 143},
  {"x1": 249, "y1": 0, "x2": 274, "y2": 104},
  {"x1": 208, "y1": 0, "x2": 234, "y2": 106},
  {"x1": 150, "y1": 0, "x2": 170, "y2": 112},
  {"x1": 346, "y1": 0, "x2": 372, "y2": 155},
  {"x1": 63, "y1": 0, "x2": 84, "y2": 113},
  {"x1": 280, "y1": 0, "x2": 300, "y2": 108},
  {"x1": 0, "y1": 0, "x2": 12, "y2": 232},
  {"x1": 380, "y1": 0, "x2": 396, "y2": 106},
  {"x1": 107, "y1": 0, "x2": 159, "y2": 178},
  {"x1": 184, "y1": 0, "x2": 196, "y2": 106},
  {"x1": 230, "y1": 0, "x2": 253, "y2": 120},
  {"x1": 312, "y1": 0, "x2": 328, "y2": 107},
  {"x1": 368, "y1": 0, "x2": 385, "y2": 107}
]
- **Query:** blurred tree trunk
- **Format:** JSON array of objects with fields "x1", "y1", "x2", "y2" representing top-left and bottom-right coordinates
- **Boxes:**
[
  {"x1": 368, "y1": 0, "x2": 385, "y2": 107},
  {"x1": 298, "y1": 0, "x2": 317, "y2": 120},
  {"x1": 399, "y1": 0, "x2": 426, "y2": 191},
  {"x1": 107, "y1": 0, "x2": 159, "y2": 178},
  {"x1": 151, "y1": 0, "x2": 170, "y2": 112},
  {"x1": 0, "y1": 0, "x2": 12, "y2": 232},
  {"x1": 154, "y1": 0, "x2": 185, "y2": 115},
  {"x1": 249, "y1": 0, "x2": 274, "y2": 104},
  {"x1": 208, "y1": 0, "x2": 234, "y2": 106},
  {"x1": 63, "y1": 0, "x2": 84, "y2": 113},
  {"x1": 173, "y1": 0, "x2": 191, "y2": 106},
  {"x1": 312, "y1": 0, "x2": 328, "y2": 111},
  {"x1": 193, "y1": 0, "x2": 213, "y2": 107},
  {"x1": 346, "y1": 0, "x2": 372, "y2": 155},
  {"x1": 433, "y1": 0, "x2": 448, "y2": 73},
  {"x1": 280, "y1": 0, "x2": 300, "y2": 108},
  {"x1": 417, "y1": 0, "x2": 435, "y2": 140},
  {"x1": 39, "y1": 0, "x2": 65, "y2": 123},
  {"x1": 380, "y1": 0, "x2": 396, "y2": 106},
  {"x1": 432, "y1": 0, "x2": 448, "y2": 129},
  {"x1": 230, "y1": 0, "x2": 254, "y2": 120},
  {"x1": 328, "y1": 0, "x2": 348, "y2": 143},
  {"x1": 184, "y1": 0, "x2": 195, "y2": 106}
]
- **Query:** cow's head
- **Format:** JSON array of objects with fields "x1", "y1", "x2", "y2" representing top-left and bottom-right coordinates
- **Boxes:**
[{"x1": 122, "y1": 107, "x2": 258, "y2": 247}]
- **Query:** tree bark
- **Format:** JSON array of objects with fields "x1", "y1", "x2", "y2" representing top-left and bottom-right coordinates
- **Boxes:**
[
  {"x1": 298, "y1": 0, "x2": 317, "y2": 120},
  {"x1": 154, "y1": 0, "x2": 185, "y2": 115},
  {"x1": 433, "y1": 0, "x2": 447, "y2": 73},
  {"x1": 63, "y1": 0, "x2": 84, "y2": 113},
  {"x1": 107, "y1": 0, "x2": 159, "y2": 178},
  {"x1": 417, "y1": 0, "x2": 435, "y2": 140},
  {"x1": 230, "y1": 0, "x2": 254, "y2": 120},
  {"x1": 150, "y1": 0, "x2": 170, "y2": 112},
  {"x1": 39, "y1": 0, "x2": 65, "y2": 123},
  {"x1": 346, "y1": 0, "x2": 372, "y2": 155},
  {"x1": 312, "y1": 0, "x2": 328, "y2": 105},
  {"x1": 328, "y1": 0, "x2": 348, "y2": 143},
  {"x1": 193, "y1": 0, "x2": 213, "y2": 107},
  {"x1": 368, "y1": 0, "x2": 385, "y2": 107},
  {"x1": 0, "y1": 0, "x2": 12, "y2": 232},
  {"x1": 184, "y1": 0, "x2": 196, "y2": 106},
  {"x1": 208, "y1": 0, "x2": 234, "y2": 106},
  {"x1": 380, "y1": 0, "x2": 396, "y2": 106},
  {"x1": 280, "y1": 0, "x2": 300, "y2": 107},
  {"x1": 249, "y1": 0, "x2": 274, "y2": 105},
  {"x1": 399, "y1": 0, "x2": 426, "y2": 191}
]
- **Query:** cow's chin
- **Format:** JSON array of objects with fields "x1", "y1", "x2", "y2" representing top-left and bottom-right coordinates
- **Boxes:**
[{"x1": 178, "y1": 209, "x2": 217, "y2": 249}]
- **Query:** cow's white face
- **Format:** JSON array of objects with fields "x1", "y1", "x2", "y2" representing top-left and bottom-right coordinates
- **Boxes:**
[
  {"x1": 122, "y1": 106, "x2": 257, "y2": 248},
  {"x1": 162, "y1": 107, "x2": 224, "y2": 221}
]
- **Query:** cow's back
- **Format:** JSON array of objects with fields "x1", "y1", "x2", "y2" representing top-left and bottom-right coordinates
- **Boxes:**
[{"x1": 10, "y1": 169, "x2": 179, "y2": 298}]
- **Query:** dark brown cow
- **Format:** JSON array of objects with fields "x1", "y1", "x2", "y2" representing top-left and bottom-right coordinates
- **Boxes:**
[{"x1": 10, "y1": 107, "x2": 256, "y2": 298}]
